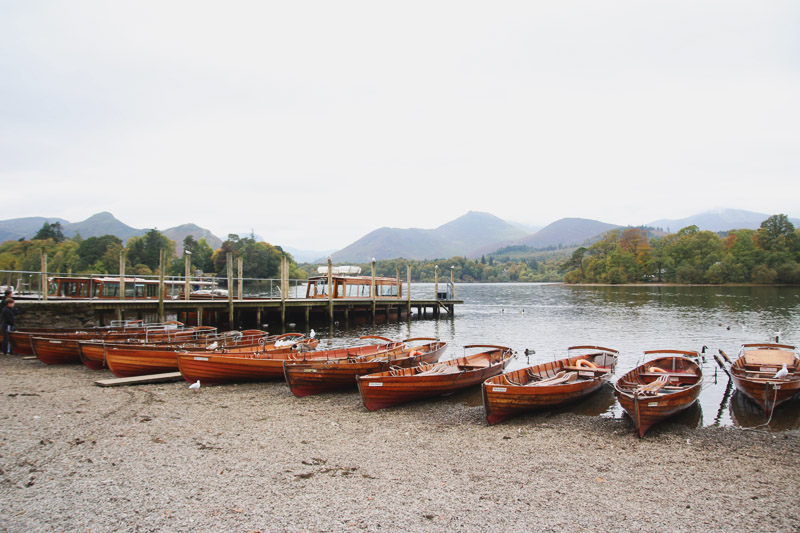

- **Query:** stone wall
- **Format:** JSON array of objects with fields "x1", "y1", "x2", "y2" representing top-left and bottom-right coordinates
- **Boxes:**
[{"x1": 13, "y1": 301, "x2": 98, "y2": 329}]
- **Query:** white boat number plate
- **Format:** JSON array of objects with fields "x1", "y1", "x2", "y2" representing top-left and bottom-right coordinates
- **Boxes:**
[
  {"x1": 368, "y1": 382, "x2": 383, "y2": 387},
  {"x1": 492, "y1": 387, "x2": 507, "y2": 392},
  {"x1": 648, "y1": 402, "x2": 659, "y2": 407},
  {"x1": 50, "y1": 340, "x2": 62, "y2": 344},
  {"x1": 303, "y1": 369, "x2": 318, "y2": 373},
  {"x1": 193, "y1": 356, "x2": 209, "y2": 361}
]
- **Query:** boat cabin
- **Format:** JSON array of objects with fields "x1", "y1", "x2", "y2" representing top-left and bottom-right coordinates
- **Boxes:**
[
  {"x1": 47, "y1": 276, "x2": 217, "y2": 300},
  {"x1": 306, "y1": 266, "x2": 402, "y2": 299}
]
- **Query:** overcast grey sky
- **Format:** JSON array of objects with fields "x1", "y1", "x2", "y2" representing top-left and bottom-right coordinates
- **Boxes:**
[{"x1": 2, "y1": 1, "x2": 799, "y2": 250}]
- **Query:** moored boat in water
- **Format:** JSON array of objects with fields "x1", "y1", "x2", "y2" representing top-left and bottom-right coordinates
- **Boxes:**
[
  {"x1": 482, "y1": 345, "x2": 618, "y2": 425},
  {"x1": 727, "y1": 343, "x2": 800, "y2": 416},
  {"x1": 614, "y1": 350, "x2": 702, "y2": 437},
  {"x1": 357, "y1": 345, "x2": 513, "y2": 411},
  {"x1": 283, "y1": 338, "x2": 447, "y2": 397}
]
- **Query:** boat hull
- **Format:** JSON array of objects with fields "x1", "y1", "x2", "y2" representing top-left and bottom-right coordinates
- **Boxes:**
[
  {"x1": 178, "y1": 340, "x2": 403, "y2": 386},
  {"x1": 284, "y1": 342, "x2": 446, "y2": 397},
  {"x1": 614, "y1": 355, "x2": 702, "y2": 437},
  {"x1": 77, "y1": 342, "x2": 108, "y2": 370},
  {"x1": 31, "y1": 337, "x2": 82, "y2": 365},
  {"x1": 482, "y1": 348, "x2": 618, "y2": 425},
  {"x1": 729, "y1": 343, "x2": 800, "y2": 415},
  {"x1": 358, "y1": 346, "x2": 512, "y2": 411}
]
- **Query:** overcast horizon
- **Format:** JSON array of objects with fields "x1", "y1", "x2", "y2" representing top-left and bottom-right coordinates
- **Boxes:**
[{"x1": 2, "y1": 2, "x2": 798, "y2": 250}]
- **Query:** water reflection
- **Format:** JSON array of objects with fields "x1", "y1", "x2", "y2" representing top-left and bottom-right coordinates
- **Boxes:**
[{"x1": 309, "y1": 283, "x2": 800, "y2": 431}]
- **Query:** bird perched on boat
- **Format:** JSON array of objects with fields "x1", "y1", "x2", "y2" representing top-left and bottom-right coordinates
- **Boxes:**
[
  {"x1": 206, "y1": 341, "x2": 218, "y2": 351},
  {"x1": 774, "y1": 363, "x2": 789, "y2": 379},
  {"x1": 310, "y1": 329, "x2": 316, "y2": 338},
  {"x1": 189, "y1": 380, "x2": 201, "y2": 389}
]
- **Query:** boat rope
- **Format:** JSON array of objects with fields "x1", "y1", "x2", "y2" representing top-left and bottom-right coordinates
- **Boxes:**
[{"x1": 737, "y1": 384, "x2": 780, "y2": 434}]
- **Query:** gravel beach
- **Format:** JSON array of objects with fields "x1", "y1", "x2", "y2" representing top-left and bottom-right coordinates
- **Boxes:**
[{"x1": 1, "y1": 355, "x2": 798, "y2": 532}]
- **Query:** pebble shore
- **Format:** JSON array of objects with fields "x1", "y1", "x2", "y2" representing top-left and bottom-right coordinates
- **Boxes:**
[{"x1": 1, "y1": 356, "x2": 798, "y2": 532}]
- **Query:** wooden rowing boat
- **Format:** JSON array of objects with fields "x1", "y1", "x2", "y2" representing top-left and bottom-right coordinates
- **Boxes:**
[
  {"x1": 482, "y1": 345, "x2": 618, "y2": 425},
  {"x1": 284, "y1": 338, "x2": 447, "y2": 397},
  {"x1": 357, "y1": 345, "x2": 513, "y2": 411},
  {"x1": 105, "y1": 332, "x2": 308, "y2": 378},
  {"x1": 11, "y1": 321, "x2": 195, "y2": 356},
  {"x1": 77, "y1": 328, "x2": 264, "y2": 371},
  {"x1": 614, "y1": 350, "x2": 702, "y2": 437},
  {"x1": 177, "y1": 336, "x2": 406, "y2": 386},
  {"x1": 26, "y1": 324, "x2": 216, "y2": 364},
  {"x1": 728, "y1": 343, "x2": 800, "y2": 415}
]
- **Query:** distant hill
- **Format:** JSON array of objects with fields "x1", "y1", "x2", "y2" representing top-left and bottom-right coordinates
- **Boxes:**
[
  {"x1": 490, "y1": 218, "x2": 621, "y2": 252},
  {"x1": 0, "y1": 212, "x2": 223, "y2": 256},
  {"x1": 331, "y1": 211, "x2": 530, "y2": 262},
  {"x1": 647, "y1": 209, "x2": 800, "y2": 233},
  {"x1": 0, "y1": 216, "x2": 69, "y2": 242},
  {"x1": 62, "y1": 212, "x2": 145, "y2": 242},
  {"x1": 163, "y1": 224, "x2": 223, "y2": 254}
]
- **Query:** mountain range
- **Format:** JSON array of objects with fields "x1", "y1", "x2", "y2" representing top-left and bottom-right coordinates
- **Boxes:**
[{"x1": 1, "y1": 209, "x2": 797, "y2": 263}]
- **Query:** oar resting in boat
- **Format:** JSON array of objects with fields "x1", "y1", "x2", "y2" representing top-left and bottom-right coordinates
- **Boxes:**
[{"x1": 634, "y1": 375, "x2": 669, "y2": 395}]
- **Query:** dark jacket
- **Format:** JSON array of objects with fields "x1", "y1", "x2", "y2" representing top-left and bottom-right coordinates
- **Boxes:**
[{"x1": 1, "y1": 305, "x2": 15, "y2": 327}]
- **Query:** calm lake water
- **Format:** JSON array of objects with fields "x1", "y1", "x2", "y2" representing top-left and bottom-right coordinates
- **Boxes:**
[{"x1": 304, "y1": 283, "x2": 800, "y2": 431}]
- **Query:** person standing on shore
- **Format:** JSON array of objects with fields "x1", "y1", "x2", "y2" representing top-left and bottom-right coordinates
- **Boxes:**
[{"x1": 2, "y1": 298, "x2": 16, "y2": 355}]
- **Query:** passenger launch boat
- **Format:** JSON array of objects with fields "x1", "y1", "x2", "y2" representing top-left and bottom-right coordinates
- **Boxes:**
[
  {"x1": 614, "y1": 350, "x2": 702, "y2": 437},
  {"x1": 482, "y1": 345, "x2": 618, "y2": 425},
  {"x1": 357, "y1": 345, "x2": 513, "y2": 411}
]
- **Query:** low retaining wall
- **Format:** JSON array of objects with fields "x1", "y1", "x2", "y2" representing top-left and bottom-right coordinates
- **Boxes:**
[{"x1": 13, "y1": 301, "x2": 97, "y2": 329}]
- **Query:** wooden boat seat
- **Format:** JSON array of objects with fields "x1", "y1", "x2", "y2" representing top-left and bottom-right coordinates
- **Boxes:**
[
  {"x1": 561, "y1": 365, "x2": 611, "y2": 374},
  {"x1": 527, "y1": 371, "x2": 578, "y2": 387},
  {"x1": 417, "y1": 364, "x2": 460, "y2": 376},
  {"x1": 743, "y1": 350, "x2": 796, "y2": 367},
  {"x1": 639, "y1": 371, "x2": 697, "y2": 379}
]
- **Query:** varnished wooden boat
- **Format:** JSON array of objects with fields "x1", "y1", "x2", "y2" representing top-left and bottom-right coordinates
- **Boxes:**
[
  {"x1": 614, "y1": 351, "x2": 702, "y2": 437},
  {"x1": 284, "y1": 338, "x2": 447, "y2": 397},
  {"x1": 482, "y1": 345, "x2": 618, "y2": 425},
  {"x1": 10, "y1": 321, "x2": 193, "y2": 356},
  {"x1": 728, "y1": 343, "x2": 800, "y2": 415},
  {"x1": 177, "y1": 336, "x2": 406, "y2": 386},
  {"x1": 24, "y1": 323, "x2": 214, "y2": 364},
  {"x1": 105, "y1": 332, "x2": 305, "y2": 378},
  {"x1": 357, "y1": 345, "x2": 513, "y2": 411},
  {"x1": 77, "y1": 328, "x2": 263, "y2": 371}
]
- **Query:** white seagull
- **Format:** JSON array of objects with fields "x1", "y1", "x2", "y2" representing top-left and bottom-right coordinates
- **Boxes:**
[
  {"x1": 774, "y1": 364, "x2": 789, "y2": 379},
  {"x1": 206, "y1": 341, "x2": 218, "y2": 351},
  {"x1": 189, "y1": 380, "x2": 201, "y2": 389},
  {"x1": 310, "y1": 329, "x2": 316, "y2": 338}
]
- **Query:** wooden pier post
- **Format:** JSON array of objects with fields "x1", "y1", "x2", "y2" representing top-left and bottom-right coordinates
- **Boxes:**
[
  {"x1": 184, "y1": 251, "x2": 191, "y2": 301},
  {"x1": 227, "y1": 252, "x2": 234, "y2": 328},
  {"x1": 40, "y1": 250, "x2": 47, "y2": 301},
  {"x1": 158, "y1": 249, "x2": 165, "y2": 322},
  {"x1": 119, "y1": 250, "x2": 126, "y2": 301},
  {"x1": 237, "y1": 257, "x2": 243, "y2": 301},
  {"x1": 406, "y1": 265, "x2": 411, "y2": 318},
  {"x1": 327, "y1": 257, "x2": 333, "y2": 324},
  {"x1": 371, "y1": 258, "x2": 376, "y2": 322},
  {"x1": 280, "y1": 256, "x2": 287, "y2": 327}
]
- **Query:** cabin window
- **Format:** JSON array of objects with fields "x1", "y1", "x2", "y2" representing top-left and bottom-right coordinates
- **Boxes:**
[
  {"x1": 124, "y1": 285, "x2": 136, "y2": 298},
  {"x1": 61, "y1": 282, "x2": 78, "y2": 296},
  {"x1": 315, "y1": 280, "x2": 328, "y2": 297},
  {"x1": 103, "y1": 283, "x2": 120, "y2": 297},
  {"x1": 78, "y1": 281, "x2": 89, "y2": 297},
  {"x1": 146, "y1": 284, "x2": 159, "y2": 298},
  {"x1": 135, "y1": 284, "x2": 145, "y2": 298},
  {"x1": 336, "y1": 283, "x2": 344, "y2": 297},
  {"x1": 346, "y1": 284, "x2": 358, "y2": 297}
]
